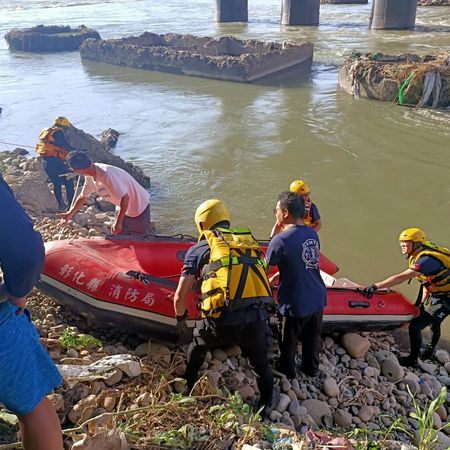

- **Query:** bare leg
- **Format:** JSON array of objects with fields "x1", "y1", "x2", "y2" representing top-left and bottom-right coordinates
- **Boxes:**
[{"x1": 18, "y1": 397, "x2": 63, "y2": 450}]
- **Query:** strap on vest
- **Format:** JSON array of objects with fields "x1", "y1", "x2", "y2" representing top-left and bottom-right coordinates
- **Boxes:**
[
  {"x1": 429, "y1": 269, "x2": 450, "y2": 285},
  {"x1": 202, "y1": 296, "x2": 275, "y2": 316}
]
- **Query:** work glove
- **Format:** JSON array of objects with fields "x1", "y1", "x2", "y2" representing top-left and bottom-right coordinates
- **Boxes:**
[
  {"x1": 361, "y1": 284, "x2": 378, "y2": 299},
  {"x1": 176, "y1": 311, "x2": 189, "y2": 336}
]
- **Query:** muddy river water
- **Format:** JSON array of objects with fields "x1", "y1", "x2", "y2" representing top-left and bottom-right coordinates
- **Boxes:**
[{"x1": 1, "y1": 0, "x2": 449, "y2": 343}]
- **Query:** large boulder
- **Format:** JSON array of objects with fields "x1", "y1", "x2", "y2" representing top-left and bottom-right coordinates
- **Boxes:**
[
  {"x1": 341, "y1": 332, "x2": 371, "y2": 358},
  {"x1": 64, "y1": 125, "x2": 150, "y2": 188},
  {"x1": 11, "y1": 177, "x2": 58, "y2": 213},
  {"x1": 4, "y1": 25, "x2": 100, "y2": 52}
]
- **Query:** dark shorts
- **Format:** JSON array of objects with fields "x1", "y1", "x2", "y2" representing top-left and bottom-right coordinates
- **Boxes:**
[
  {"x1": 0, "y1": 303, "x2": 62, "y2": 416},
  {"x1": 121, "y1": 204, "x2": 151, "y2": 237}
]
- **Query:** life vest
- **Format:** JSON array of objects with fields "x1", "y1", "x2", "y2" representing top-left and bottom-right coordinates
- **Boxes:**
[
  {"x1": 198, "y1": 227, "x2": 274, "y2": 318},
  {"x1": 409, "y1": 243, "x2": 450, "y2": 297},
  {"x1": 35, "y1": 127, "x2": 69, "y2": 160},
  {"x1": 304, "y1": 198, "x2": 313, "y2": 227}
]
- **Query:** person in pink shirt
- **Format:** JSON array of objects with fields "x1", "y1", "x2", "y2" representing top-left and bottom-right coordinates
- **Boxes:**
[{"x1": 59, "y1": 151, "x2": 151, "y2": 237}]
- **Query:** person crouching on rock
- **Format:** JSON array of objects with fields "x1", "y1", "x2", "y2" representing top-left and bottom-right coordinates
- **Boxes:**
[
  {"x1": 59, "y1": 150, "x2": 151, "y2": 237},
  {"x1": 362, "y1": 228, "x2": 450, "y2": 367},
  {"x1": 35, "y1": 116, "x2": 75, "y2": 212}
]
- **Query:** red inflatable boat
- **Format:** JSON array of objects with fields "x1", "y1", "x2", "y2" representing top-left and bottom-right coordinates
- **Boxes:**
[{"x1": 39, "y1": 236, "x2": 418, "y2": 342}]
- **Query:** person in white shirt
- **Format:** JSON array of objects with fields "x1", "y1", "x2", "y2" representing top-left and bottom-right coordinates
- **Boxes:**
[{"x1": 59, "y1": 151, "x2": 151, "y2": 237}]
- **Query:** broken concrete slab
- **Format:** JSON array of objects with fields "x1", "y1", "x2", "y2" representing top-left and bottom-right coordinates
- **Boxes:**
[
  {"x1": 5, "y1": 25, "x2": 101, "y2": 52},
  {"x1": 80, "y1": 32, "x2": 313, "y2": 83}
]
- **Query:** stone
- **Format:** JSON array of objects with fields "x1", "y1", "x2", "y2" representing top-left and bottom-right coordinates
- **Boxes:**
[
  {"x1": 403, "y1": 372, "x2": 421, "y2": 395},
  {"x1": 341, "y1": 333, "x2": 371, "y2": 358},
  {"x1": 419, "y1": 361, "x2": 438, "y2": 374},
  {"x1": 47, "y1": 393, "x2": 65, "y2": 412},
  {"x1": 380, "y1": 358, "x2": 404, "y2": 382},
  {"x1": 275, "y1": 393, "x2": 291, "y2": 413},
  {"x1": 301, "y1": 399, "x2": 332, "y2": 426},
  {"x1": 102, "y1": 396, "x2": 116, "y2": 412},
  {"x1": 68, "y1": 395, "x2": 97, "y2": 424},
  {"x1": 333, "y1": 409, "x2": 352, "y2": 427},
  {"x1": 437, "y1": 375, "x2": 450, "y2": 387},
  {"x1": 225, "y1": 345, "x2": 241, "y2": 358},
  {"x1": 435, "y1": 349, "x2": 450, "y2": 364},
  {"x1": 444, "y1": 362, "x2": 450, "y2": 374},
  {"x1": 206, "y1": 370, "x2": 221, "y2": 388},
  {"x1": 212, "y1": 349, "x2": 228, "y2": 362},
  {"x1": 435, "y1": 432, "x2": 450, "y2": 450},
  {"x1": 12, "y1": 178, "x2": 58, "y2": 213},
  {"x1": 134, "y1": 343, "x2": 150, "y2": 357},
  {"x1": 71, "y1": 429, "x2": 129, "y2": 450},
  {"x1": 374, "y1": 350, "x2": 397, "y2": 363},
  {"x1": 323, "y1": 377, "x2": 339, "y2": 398},
  {"x1": 239, "y1": 385, "x2": 255, "y2": 401},
  {"x1": 358, "y1": 405, "x2": 373, "y2": 422},
  {"x1": 104, "y1": 369, "x2": 123, "y2": 386}
]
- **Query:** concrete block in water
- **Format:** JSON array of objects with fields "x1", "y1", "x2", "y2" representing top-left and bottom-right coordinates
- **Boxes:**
[
  {"x1": 281, "y1": 0, "x2": 320, "y2": 26},
  {"x1": 369, "y1": 0, "x2": 417, "y2": 30},
  {"x1": 80, "y1": 32, "x2": 314, "y2": 83},
  {"x1": 214, "y1": 0, "x2": 248, "y2": 22}
]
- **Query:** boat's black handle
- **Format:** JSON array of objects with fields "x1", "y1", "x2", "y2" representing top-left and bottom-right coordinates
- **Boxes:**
[{"x1": 349, "y1": 301, "x2": 370, "y2": 308}]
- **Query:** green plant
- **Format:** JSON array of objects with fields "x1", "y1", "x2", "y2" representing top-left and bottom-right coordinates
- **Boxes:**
[
  {"x1": 59, "y1": 329, "x2": 102, "y2": 350},
  {"x1": 150, "y1": 423, "x2": 209, "y2": 449},
  {"x1": 407, "y1": 386, "x2": 449, "y2": 449}
]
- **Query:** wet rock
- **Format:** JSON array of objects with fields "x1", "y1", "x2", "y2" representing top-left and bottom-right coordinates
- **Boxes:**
[
  {"x1": 341, "y1": 333, "x2": 371, "y2": 358},
  {"x1": 100, "y1": 128, "x2": 120, "y2": 150}
]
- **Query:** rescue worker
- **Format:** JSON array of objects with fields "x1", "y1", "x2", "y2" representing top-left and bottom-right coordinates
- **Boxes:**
[
  {"x1": 60, "y1": 151, "x2": 151, "y2": 237},
  {"x1": 36, "y1": 116, "x2": 75, "y2": 211},
  {"x1": 362, "y1": 228, "x2": 450, "y2": 366},
  {"x1": 270, "y1": 179, "x2": 321, "y2": 238},
  {"x1": 266, "y1": 191, "x2": 327, "y2": 379},
  {"x1": 173, "y1": 199, "x2": 275, "y2": 414}
]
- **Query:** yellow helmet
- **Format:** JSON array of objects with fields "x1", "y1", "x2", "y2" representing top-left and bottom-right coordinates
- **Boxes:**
[
  {"x1": 194, "y1": 199, "x2": 230, "y2": 233},
  {"x1": 290, "y1": 179, "x2": 310, "y2": 195},
  {"x1": 398, "y1": 228, "x2": 427, "y2": 243},
  {"x1": 54, "y1": 116, "x2": 70, "y2": 127}
]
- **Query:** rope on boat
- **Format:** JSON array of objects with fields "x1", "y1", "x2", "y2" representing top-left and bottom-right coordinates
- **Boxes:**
[{"x1": 0, "y1": 140, "x2": 34, "y2": 149}]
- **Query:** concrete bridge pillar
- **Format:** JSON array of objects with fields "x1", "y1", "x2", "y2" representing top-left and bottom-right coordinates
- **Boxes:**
[
  {"x1": 281, "y1": 0, "x2": 320, "y2": 26},
  {"x1": 369, "y1": 0, "x2": 417, "y2": 30},
  {"x1": 214, "y1": 0, "x2": 248, "y2": 22}
]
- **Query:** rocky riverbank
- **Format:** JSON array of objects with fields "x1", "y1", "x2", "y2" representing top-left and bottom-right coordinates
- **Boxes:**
[{"x1": 0, "y1": 149, "x2": 449, "y2": 450}]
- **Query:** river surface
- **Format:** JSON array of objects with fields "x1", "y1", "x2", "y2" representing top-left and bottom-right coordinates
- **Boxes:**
[{"x1": 1, "y1": 0, "x2": 449, "y2": 342}]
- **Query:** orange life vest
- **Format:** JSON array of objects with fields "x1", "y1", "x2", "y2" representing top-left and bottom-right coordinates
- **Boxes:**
[{"x1": 35, "y1": 127, "x2": 69, "y2": 160}]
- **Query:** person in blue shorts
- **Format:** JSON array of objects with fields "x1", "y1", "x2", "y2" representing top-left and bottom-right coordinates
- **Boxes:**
[
  {"x1": 0, "y1": 175, "x2": 63, "y2": 450},
  {"x1": 266, "y1": 191, "x2": 327, "y2": 379}
]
